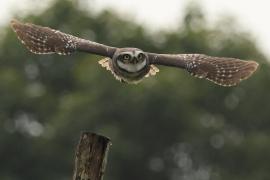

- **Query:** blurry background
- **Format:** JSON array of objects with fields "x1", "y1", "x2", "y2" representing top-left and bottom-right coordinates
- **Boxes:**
[{"x1": 0, "y1": 0, "x2": 270, "y2": 180}]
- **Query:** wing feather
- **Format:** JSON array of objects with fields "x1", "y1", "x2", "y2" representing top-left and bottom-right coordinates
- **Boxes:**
[
  {"x1": 10, "y1": 19, "x2": 116, "y2": 57},
  {"x1": 148, "y1": 53, "x2": 258, "y2": 86},
  {"x1": 145, "y1": 65, "x2": 159, "y2": 77},
  {"x1": 98, "y1": 58, "x2": 123, "y2": 82}
]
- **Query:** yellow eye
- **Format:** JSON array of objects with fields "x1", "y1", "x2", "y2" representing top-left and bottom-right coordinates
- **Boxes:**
[
  {"x1": 123, "y1": 54, "x2": 131, "y2": 60},
  {"x1": 138, "y1": 53, "x2": 144, "y2": 60}
]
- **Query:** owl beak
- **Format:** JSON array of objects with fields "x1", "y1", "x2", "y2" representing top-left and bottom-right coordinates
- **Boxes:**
[{"x1": 131, "y1": 57, "x2": 138, "y2": 64}]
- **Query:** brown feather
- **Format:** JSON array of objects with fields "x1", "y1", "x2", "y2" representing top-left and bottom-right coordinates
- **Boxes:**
[
  {"x1": 10, "y1": 19, "x2": 78, "y2": 55},
  {"x1": 183, "y1": 54, "x2": 259, "y2": 86},
  {"x1": 10, "y1": 19, "x2": 117, "y2": 57},
  {"x1": 98, "y1": 58, "x2": 123, "y2": 82},
  {"x1": 145, "y1": 65, "x2": 159, "y2": 77},
  {"x1": 148, "y1": 53, "x2": 258, "y2": 86}
]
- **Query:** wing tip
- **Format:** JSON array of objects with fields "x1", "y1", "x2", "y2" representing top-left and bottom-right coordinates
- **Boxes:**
[
  {"x1": 10, "y1": 19, "x2": 23, "y2": 31},
  {"x1": 10, "y1": 19, "x2": 26, "y2": 40},
  {"x1": 248, "y1": 60, "x2": 259, "y2": 72},
  {"x1": 217, "y1": 60, "x2": 259, "y2": 87},
  {"x1": 242, "y1": 60, "x2": 259, "y2": 80},
  {"x1": 10, "y1": 19, "x2": 52, "y2": 55}
]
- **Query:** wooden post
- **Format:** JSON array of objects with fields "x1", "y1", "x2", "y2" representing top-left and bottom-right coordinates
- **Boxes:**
[{"x1": 72, "y1": 132, "x2": 111, "y2": 180}]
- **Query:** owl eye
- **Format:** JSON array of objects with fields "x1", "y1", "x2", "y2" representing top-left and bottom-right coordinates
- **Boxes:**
[
  {"x1": 122, "y1": 54, "x2": 131, "y2": 63},
  {"x1": 138, "y1": 53, "x2": 144, "y2": 60},
  {"x1": 123, "y1": 54, "x2": 131, "y2": 60}
]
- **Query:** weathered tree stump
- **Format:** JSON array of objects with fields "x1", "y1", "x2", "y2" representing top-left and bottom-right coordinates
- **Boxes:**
[{"x1": 72, "y1": 132, "x2": 111, "y2": 180}]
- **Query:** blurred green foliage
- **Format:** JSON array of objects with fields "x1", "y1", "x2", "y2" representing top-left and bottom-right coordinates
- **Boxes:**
[{"x1": 0, "y1": 0, "x2": 270, "y2": 180}]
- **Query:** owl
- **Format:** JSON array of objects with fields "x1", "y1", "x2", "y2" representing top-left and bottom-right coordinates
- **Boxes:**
[{"x1": 11, "y1": 19, "x2": 259, "y2": 86}]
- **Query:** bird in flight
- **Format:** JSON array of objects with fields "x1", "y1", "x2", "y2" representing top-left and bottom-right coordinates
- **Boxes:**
[{"x1": 11, "y1": 19, "x2": 258, "y2": 86}]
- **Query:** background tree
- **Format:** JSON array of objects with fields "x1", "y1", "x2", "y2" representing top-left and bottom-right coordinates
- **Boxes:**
[{"x1": 0, "y1": 0, "x2": 269, "y2": 180}]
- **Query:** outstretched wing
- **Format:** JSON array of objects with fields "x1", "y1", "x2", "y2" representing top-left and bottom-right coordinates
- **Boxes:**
[
  {"x1": 148, "y1": 53, "x2": 259, "y2": 86},
  {"x1": 10, "y1": 19, "x2": 117, "y2": 57}
]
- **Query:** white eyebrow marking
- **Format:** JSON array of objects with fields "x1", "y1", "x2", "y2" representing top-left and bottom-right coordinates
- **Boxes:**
[{"x1": 134, "y1": 50, "x2": 144, "y2": 57}]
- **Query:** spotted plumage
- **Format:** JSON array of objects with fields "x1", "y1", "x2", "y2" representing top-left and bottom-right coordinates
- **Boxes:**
[
  {"x1": 11, "y1": 19, "x2": 259, "y2": 86},
  {"x1": 181, "y1": 54, "x2": 257, "y2": 86}
]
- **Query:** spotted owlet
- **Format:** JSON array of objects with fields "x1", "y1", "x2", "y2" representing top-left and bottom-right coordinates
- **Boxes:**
[{"x1": 11, "y1": 19, "x2": 259, "y2": 86}]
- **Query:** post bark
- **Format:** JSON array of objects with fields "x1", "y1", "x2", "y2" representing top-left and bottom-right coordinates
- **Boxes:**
[{"x1": 72, "y1": 132, "x2": 111, "y2": 180}]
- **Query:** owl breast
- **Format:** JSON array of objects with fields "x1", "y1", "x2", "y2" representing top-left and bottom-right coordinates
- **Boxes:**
[
  {"x1": 114, "y1": 61, "x2": 150, "y2": 83},
  {"x1": 116, "y1": 60, "x2": 147, "y2": 73}
]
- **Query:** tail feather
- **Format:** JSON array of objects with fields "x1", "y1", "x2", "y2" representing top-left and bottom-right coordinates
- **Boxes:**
[
  {"x1": 10, "y1": 19, "x2": 78, "y2": 55},
  {"x1": 185, "y1": 55, "x2": 259, "y2": 86}
]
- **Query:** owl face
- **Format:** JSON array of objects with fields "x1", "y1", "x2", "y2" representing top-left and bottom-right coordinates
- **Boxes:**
[{"x1": 114, "y1": 48, "x2": 148, "y2": 73}]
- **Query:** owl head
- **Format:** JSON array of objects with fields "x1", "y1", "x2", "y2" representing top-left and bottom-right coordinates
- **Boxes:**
[{"x1": 112, "y1": 48, "x2": 149, "y2": 73}]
